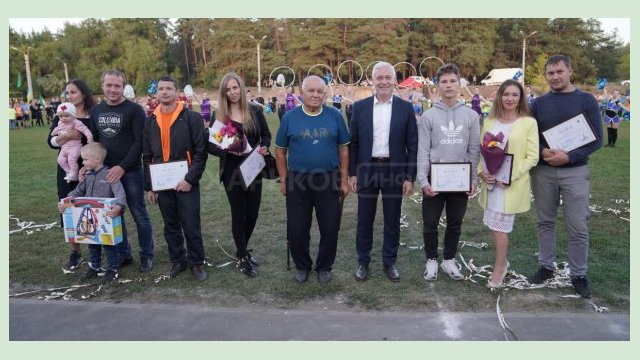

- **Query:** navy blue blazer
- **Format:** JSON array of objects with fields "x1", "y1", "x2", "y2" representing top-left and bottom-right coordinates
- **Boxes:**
[{"x1": 348, "y1": 95, "x2": 418, "y2": 187}]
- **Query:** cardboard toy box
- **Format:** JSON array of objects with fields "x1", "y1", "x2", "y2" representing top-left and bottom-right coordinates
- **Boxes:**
[{"x1": 61, "y1": 197, "x2": 123, "y2": 245}]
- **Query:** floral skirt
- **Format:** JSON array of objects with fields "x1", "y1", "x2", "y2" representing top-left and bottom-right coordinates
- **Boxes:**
[{"x1": 483, "y1": 208, "x2": 515, "y2": 233}]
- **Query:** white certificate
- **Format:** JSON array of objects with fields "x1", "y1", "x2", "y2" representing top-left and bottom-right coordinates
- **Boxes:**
[
  {"x1": 430, "y1": 162, "x2": 471, "y2": 192},
  {"x1": 542, "y1": 113, "x2": 596, "y2": 152},
  {"x1": 495, "y1": 154, "x2": 513, "y2": 185},
  {"x1": 149, "y1": 161, "x2": 188, "y2": 191},
  {"x1": 239, "y1": 148, "x2": 266, "y2": 188}
]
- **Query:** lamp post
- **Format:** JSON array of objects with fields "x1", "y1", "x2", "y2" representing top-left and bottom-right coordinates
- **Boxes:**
[
  {"x1": 249, "y1": 35, "x2": 267, "y2": 94},
  {"x1": 520, "y1": 30, "x2": 537, "y2": 85},
  {"x1": 11, "y1": 46, "x2": 33, "y2": 101},
  {"x1": 56, "y1": 57, "x2": 70, "y2": 83}
]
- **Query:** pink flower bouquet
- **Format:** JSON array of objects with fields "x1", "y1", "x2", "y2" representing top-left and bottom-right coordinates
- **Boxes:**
[
  {"x1": 213, "y1": 116, "x2": 248, "y2": 153},
  {"x1": 481, "y1": 131, "x2": 507, "y2": 174}
]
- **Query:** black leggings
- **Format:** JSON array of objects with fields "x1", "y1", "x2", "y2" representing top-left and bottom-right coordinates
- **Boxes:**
[{"x1": 223, "y1": 172, "x2": 263, "y2": 259}]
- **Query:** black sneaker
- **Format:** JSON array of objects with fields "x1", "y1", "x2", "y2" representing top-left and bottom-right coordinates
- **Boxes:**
[
  {"x1": 190, "y1": 265, "x2": 207, "y2": 281},
  {"x1": 80, "y1": 267, "x2": 100, "y2": 282},
  {"x1": 318, "y1": 270, "x2": 332, "y2": 284},
  {"x1": 139, "y1": 257, "x2": 153, "y2": 273},
  {"x1": 64, "y1": 252, "x2": 83, "y2": 271},
  {"x1": 238, "y1": 257, "x2": 257, "y2": 277},
  {"x1": 167, "y1": 262, "x2": 188, "y2": 278},
  {"x1": 247, "y1": 249, "x2": 260, "y2": 267},
  {"x1": 101, "y1": 270, "x2": 119, "y2": 284},
  {"x1": 571, "y1": 276, "x2": 592, "y2": 298},
  {"x1": 249, "y1": 256, "x2": 260, "y2": 267},
  {"x1": 294, "y1": 269, "x2": 309, "y2": 283},
  {"x1": 119, "y1": 257, "x2": 134, "y2": 269},
  {"x1": 529, "y1": 267, "x2": 554, "y2": 284}
]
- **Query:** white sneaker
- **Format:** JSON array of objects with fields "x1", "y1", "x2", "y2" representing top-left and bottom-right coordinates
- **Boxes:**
[
  {"x1": 423, "y1": 259, "x2": 438, "y2": 281},
  {"x1": 440, "y1": 259, "x2": 464, "y2": 281}
]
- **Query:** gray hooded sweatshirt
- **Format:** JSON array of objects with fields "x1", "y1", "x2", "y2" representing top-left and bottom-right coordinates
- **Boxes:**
[{"x1": 416, "y1": 101, "x2": 480, "y2": 189}]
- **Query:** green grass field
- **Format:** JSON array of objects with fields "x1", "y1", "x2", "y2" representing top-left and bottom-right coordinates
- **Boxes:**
[{"x1": 8, "y1": 117, "x2": 630, "y2": 313}]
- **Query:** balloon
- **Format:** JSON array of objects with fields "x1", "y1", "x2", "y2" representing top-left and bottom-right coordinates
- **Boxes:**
[
  {"x1": 124, "y1": 84, "x2": 135, "y2": 99},
  {"x1": 597, "y1": 78, "x2": 608, "y2": 91},
  {"x1": 147, "y1": 80, "x2": 158, "y2": 95},
  {"x1": 184, "y1": 85, "x2": 194, "y2": 98}
]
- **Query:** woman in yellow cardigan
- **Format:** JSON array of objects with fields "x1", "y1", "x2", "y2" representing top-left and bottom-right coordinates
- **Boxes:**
[{"x1": 478, "y1": 79, "x2": 539, "y2": 288}]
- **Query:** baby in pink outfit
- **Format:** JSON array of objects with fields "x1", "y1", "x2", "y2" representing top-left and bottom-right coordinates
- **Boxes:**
[{"x1": 51, "y1": 102, "x2": 93, "y2": 181}]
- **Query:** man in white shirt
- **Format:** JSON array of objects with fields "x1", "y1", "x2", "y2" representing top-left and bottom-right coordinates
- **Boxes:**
[{"x1": 348, "y1": 62, "x2": 418, "y2": 282}]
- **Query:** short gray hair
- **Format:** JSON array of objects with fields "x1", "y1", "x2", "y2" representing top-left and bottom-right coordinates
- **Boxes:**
[
  {"x1": 301, "y1": 75, "x2": 325, "y2": 91},
  {"x1": 372, "y1": 61, "x2": 396, "y2": 81}
]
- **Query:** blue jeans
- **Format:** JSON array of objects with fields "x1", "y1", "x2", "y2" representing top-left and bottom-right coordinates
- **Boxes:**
[
  {"x1": 117, "y1": 168, "x2": 154, "y2": 261},
  {"x1": 88, "y1": 244, "x2": 119, "y2": 271}
]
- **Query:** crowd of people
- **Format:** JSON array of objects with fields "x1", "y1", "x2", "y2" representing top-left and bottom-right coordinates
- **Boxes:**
[
  {"x1": 27, "y1": 54, "x2": 618, "y2": 299},
  {"x1": 8, "y1": 97, "x2": 61, "y2": 130}
]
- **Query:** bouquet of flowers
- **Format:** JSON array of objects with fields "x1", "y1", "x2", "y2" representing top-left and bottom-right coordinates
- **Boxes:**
[
  {"x1": 212, "y1": 116, "x2": 249, "y2": 153},
  {"x1": 481, "y1": 131, "x2": 507, "y2": 189}
]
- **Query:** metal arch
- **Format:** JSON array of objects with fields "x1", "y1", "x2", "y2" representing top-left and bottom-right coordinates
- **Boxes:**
[
  {"x1": 336, "y1": 60, "x2": 364, "y2": 86},
  {"x1": 365, "y1": 61, "x2": 382, "y2": 83},
  {"x1": 268, "y1": 66, "x2": 296, "y2": 87},
  {"x1": 306, "y1": 64, "x2": 334, "y2": 80},
  {"x1": 393, "y1": 62, "x2": 417, "y2": 82},
  {"x1": 418, "y1": 56, "x2": 445, "y2": 79}
]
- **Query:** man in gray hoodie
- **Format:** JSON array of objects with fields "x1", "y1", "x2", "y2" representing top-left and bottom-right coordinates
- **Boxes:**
[{"x1": 417, "y1": 63, "x2": 480, "y2": 282}]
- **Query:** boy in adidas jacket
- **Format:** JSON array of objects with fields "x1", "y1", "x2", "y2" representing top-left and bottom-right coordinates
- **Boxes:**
[{"x1": 416, "y1": 63, "x2": 480, "y2": 282}]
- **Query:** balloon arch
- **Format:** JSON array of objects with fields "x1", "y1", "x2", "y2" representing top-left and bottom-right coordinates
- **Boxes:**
[{"x1": 267, "y1": 57, "x2": 445, "y2": 87}]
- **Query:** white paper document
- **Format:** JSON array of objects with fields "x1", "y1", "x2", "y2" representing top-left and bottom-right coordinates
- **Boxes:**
[
  {"x1": 542, "y1": 113, "x2": 596, "y2": 152},
  {"x1": 495, "y1": 154, "x2": 513, "y2": 185},
  {"x1": 149, "y1": 161, "x2": 189, "y2": 191},
  {"x1": 430, "y1": 162, "x2": 471, "y2": 192},
  {"x1": 239, "y1": 148, "x2": 266, "y2": 188}
]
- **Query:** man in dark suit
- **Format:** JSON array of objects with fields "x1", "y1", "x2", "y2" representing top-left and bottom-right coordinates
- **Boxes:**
[{"x1": 349, "y1": 61, "x2": 418, "y2": 282}]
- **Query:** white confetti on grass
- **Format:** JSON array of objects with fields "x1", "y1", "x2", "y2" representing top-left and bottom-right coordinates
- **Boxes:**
[
  {"x1": 9, "y1": 215, "x2": 57, "y2": 235},
  {"x1": 496, "y1": 295, "x2": 518, "y2": 341},
  {"x1": 460, "y1": 241, "x2": 489, "y2": 250}
]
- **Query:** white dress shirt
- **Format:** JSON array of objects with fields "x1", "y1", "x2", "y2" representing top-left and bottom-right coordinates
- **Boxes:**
[{"x1": 372, "y1": 96, "x2": 392, "y2": 157}]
